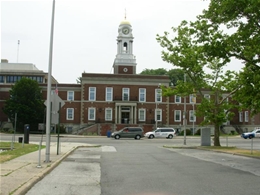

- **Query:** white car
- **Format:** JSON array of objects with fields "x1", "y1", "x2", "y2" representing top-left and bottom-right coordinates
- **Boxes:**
[
  {"x1": 145, "y1": 128, "x2": 176, "y2": 139},
  {"x1": 241, "y1": 129, "x2": 260, "y2": 139}
]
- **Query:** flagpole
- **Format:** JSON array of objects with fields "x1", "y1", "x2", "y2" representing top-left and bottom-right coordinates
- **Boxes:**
[
  {"x1": 45, "y1": 0, "x2": 55, "y2": 163},
  {"x1": 17, "y1": 40, "x2": 20, "y2": 63}
]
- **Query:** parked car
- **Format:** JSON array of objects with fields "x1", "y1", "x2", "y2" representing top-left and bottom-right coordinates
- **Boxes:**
[
  {"x1": 144, "y1": 128, "x2": 176, "y2": 139},
  {"x1": 241, "y1": 129, "x2": 260, "y2": 139},
  {"x1": 111, "y1": 127, "x2": 144, "y2": 140}
]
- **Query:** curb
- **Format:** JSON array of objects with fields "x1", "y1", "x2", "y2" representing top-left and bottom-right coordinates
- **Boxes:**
[{"x1": 14, "y1": 146, "x2": 79, "y2": 195}]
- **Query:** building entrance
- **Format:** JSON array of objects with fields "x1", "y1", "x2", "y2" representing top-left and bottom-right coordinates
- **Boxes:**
[{"x1": 121, "y1": 107, "x2": 130, "y2": 124}]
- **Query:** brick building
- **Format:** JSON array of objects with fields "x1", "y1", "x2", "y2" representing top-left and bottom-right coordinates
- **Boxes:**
[{"x1": 1, "y1": 19, "x2": 259, "y2": 135}]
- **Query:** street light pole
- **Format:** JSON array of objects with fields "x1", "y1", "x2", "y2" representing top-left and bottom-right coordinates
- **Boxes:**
[
  {"x1": 183, "y1": 73, "x2": 186, "y2": 145},
  {"x1": 192, "y1": 101, "x2": 195, "y2": 135},
  {"x1": 45, "y1": 0, "x2": 55, "y2": 163}
]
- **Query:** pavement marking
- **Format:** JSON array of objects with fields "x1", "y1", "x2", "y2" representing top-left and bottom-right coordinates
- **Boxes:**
[{"x1": 101, "y1": 146, "x2": 117, "y2": 152}]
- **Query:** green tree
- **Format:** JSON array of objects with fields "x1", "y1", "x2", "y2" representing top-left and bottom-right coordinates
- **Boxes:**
[
  {"x1": 140, "y1": 68, "x2": 168, "y2": 75},
  {"x1": 2, "y1": 78, "x2": 45, "y2": 132},
  {"x1": 198, "y1": 0, "x2": 260, "y2": 114},
  {"x1": 156, "y1": 20, "x2": 240, "y2": 146},
  {"x1": 140, "y1": 68, "x2": 187, "y2": 86}
]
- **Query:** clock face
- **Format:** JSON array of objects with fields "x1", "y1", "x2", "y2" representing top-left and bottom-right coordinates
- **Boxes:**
[
  {"x1": 122, "y1": 27, "x2": 129, "y2": 35},
  {"x1": 123, "y1": 67, "x2": 128, "y2": 72}
]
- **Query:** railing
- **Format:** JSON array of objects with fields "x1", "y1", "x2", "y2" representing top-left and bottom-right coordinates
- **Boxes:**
[{"x1": 95, "y1": 118, "x2": 157, "y2": 125}]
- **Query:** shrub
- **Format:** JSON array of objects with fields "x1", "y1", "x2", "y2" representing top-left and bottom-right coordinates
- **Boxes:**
[
  {"x1": 195, "y1": 129, "x2": 201, "y2": 135},
  {"x1": 56, "y1": 124, "x2": 67, "y2": 134},
  {"x1": 180, "y1": 129, "x2": 191, "y2": 136}
]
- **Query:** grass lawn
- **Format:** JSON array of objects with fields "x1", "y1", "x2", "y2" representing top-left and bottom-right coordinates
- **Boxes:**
[
  {"x1": 0, "y1": 142, "x2": 45, "y2": 163},
  {"x1": 164, "y1": 145, "x2": 260, "y2": 158},
  {"x1": 198, "y1": 146, "x2": 260, "y2": 158}
]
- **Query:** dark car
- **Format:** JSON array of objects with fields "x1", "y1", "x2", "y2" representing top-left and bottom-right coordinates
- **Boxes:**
[{"x1": 111, "y1": 127, "x2": 144, "y2": 140}]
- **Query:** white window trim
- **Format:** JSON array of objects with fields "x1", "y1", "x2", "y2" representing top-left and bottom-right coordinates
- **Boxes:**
[
  {"x1": 155, "y1": 89, "x2": 162, "y2": 102},
  {"x1": 175, "y1": 95, "x2": 181, "y2": 103},
  {"x1": 122, "y1": 88, "x2": 129, "y2": 101},
  {"x1": 189, "y1": 110, "x2": 196, "y2": 122},
  {"x1": 204, "y1": 94, "x2": 210, "y2": 100},
  {"x1": 66, "y1": 108, "x2": 74, "y2": 120},
  {"x1": 190, "y1": 94, "x2": 196, "y2": 104},
  {"x1": 138, "y1": 109, "x2": 146, "y2": 121},
  {"x1": 88, "y1": 107, "x2": 96, "y2": 120},
  {"x1": 89, "y1": 87, "x2": 96, "y2": 101},
  {"x1": 67, "y1": 91, "x2": 74, "y2": 101},
  {"x1": 106, "y1": 87, "x2": 113, "y2": 101},
  {"x1": 174, "y1": 110, "x2": 181, "y2": 122},
  {"x1": 239, "y1": 112, "x2": 243, "y2": 122},
  {"x1": 105, "y1": 108, "x2": 112, "y2": 121},
  {"x1": 245, "y1": 111, "x2": 249, "y2": 122},
  {"x1": 139, "y1": 88, "x2": 146, "y2": 102},
  {"x1": 155, "y1": 109, "x2": 162, "y2": 122}
]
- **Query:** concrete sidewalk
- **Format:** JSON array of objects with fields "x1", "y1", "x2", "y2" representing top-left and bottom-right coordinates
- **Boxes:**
[{"x1": 0, "y1": 141, "x2": 94, "y2": 195}]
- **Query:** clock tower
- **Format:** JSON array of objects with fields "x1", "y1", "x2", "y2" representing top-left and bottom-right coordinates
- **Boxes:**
[{"x1": 113, "y1": 18, "x2": 137, "y2": 74}]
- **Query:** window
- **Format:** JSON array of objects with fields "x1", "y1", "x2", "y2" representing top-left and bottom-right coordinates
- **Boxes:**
[
  {"x1": 88, "y1": 108, "x2": 95, "y2": 120},
  {"x1": 122, "y1": 88, "x2": 129, "y2": 101},
  {"x1": 106, "y1": 87, "x2": 113, "y2": 101},
  {"x1": 0, "y1": 76, "x2": 4, "y2": 83},
  {"x1": 204, "y1": 94, "x2": 210, "y2": 100},
  {"x1": 6, "y1": 75, "x2": 22, "y2": 83},
  {"x1": 175, "y1": 95, "x2": 181, "y2": 103},
  {"x1": 66, "y1": 108, "x2": 74, "y2": 120},
  {"x1": 189, "y1": 110, "x2": 196, "y2": 122},
  {"x1": 190, "y1": 94, "x2": 196, "y2": 104},
  {"x1": 26, "y1": 76, "x2": 43, "y2": 83},
  {"x1": 245, "y1": 111, "x2": 249, "y2": 122},
  {"x1": 67, "y1": 91, "x2": 74, "y2": 101},
  {"x1": 155, "y1": 89, "x2": 162, "y2": 102},
  {"x1": 175, "y1": 110, "x2": 181, "y2": 122},
  {"x1": 239, "y1": 112, "x2": 243, "y2": 122},
  {"x1": 139, "y1": 109, "x2": 146, "y2": 121},
  {"x1": 155, "y1": 109, "x2": 162, "y2": 121},
  {"x1": 139, "y1": 88, "x2": 146, "y2": 102},
  {"x1": 105, "y1": 108, "x2": 112, "y2": 121},
  {"x1": 89, "y1": 87, "x2": 96, "y2": 101}
]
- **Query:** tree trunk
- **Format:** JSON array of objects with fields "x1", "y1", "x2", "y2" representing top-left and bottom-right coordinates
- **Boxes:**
[{"x1": 214, "y1": 124, "x2": 221, "y2": 146}]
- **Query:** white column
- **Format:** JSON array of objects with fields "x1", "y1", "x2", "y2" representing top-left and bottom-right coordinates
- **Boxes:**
[
  {"x1": 118, "y1": 105, "x2": 121, "y2": 124},
  {"x1": 115, "y1": 105, "x2": 118, "y2": 124},
  {"x1": 131, "y1": 106, "x2": 133, "y2": 124}
]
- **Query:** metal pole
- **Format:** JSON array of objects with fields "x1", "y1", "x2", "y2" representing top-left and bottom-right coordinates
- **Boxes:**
[
  {"x1": 11, "y1": 113, "x2": 17, "y2": 150},
  {"x1": 17, "y1": 40, "x2": 20, "y2": 63},
  {"x1": 184, "y1": 73, "x2": 186, "y2": 145},
  {"x1": 57, "y1": 102, "x2": 61, "y2": 155},
  {"x1": 155, "y1": 102, "x2": 157, "y2": 129},
  {"x1": 251, "y1": 138, "x2": 253, "y2": 155},
  {"x1": 45, "y1": 0, "x2": 55, "y2": 163},
  {"x1": 192, "y1": 101, "x2": 194, "y2": 135}
]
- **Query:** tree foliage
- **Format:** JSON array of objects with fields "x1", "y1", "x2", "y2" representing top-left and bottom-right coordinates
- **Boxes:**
[
  {"x1": 140, "y1": 68, "x2": 188, "y2": 86},
  {"x1": 156, "y1": 16, "x2": 241, "y2": 147},
  {"x1": 2, "y1": 78, "x2": 45, "y2": 131},
  {"x1": 199, "y1": 0, "x2": 260, "y2": 114},
  {"x1": 156, "y1": 0, "x2": 260, "y2": 146}
]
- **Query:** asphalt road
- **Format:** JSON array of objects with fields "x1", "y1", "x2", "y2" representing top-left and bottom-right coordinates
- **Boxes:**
[
  {"x1": 16, "y1": 136, "x2": 260, "y2": 195},
  {"x1": 1, "y1": 134, "x2": 260, "y2": 150}
]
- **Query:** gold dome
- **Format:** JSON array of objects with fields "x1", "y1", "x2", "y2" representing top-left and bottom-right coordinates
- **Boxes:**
[{"x1": 120, "y1": 19, "x2": 131, "y2": 25}]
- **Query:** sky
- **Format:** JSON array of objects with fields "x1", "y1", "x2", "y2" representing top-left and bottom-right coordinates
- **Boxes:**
[{"x1": 1, "y1": 0, "x2": 243, "y2": 84}]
